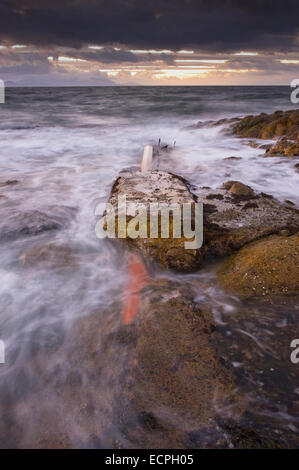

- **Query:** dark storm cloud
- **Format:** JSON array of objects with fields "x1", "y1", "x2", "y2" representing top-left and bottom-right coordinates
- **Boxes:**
[
  {"x1": 76, "y1": 48, "x2": 175, "y2": 64},
  {"x1": 0, "y1": 0, "x2": 298, "y2": 52}
]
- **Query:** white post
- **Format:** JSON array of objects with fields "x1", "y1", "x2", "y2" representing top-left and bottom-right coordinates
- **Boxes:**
[{"x1": 141, "y1": 145, "x2": 154, "y2": 173}]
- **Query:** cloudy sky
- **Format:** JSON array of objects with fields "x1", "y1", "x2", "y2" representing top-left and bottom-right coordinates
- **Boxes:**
[{"x1": 1, "y1": 0, "x2": 299, "y2": 86}]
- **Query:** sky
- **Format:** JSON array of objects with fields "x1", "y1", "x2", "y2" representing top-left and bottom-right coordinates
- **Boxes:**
[{"x1": 0, "y1": 0, "x2": 299, "y2": 86}]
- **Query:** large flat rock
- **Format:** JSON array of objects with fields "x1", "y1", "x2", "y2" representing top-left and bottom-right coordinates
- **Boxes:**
[
  {"x1": 107, "y1": 169, "x2": 201, "y2": 272},
  {"x1": 106, "y1": 170, "x2": 299, "y2": 272}
]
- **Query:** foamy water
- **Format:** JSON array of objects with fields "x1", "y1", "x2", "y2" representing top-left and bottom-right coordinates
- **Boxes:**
[{"x1": 0, "y1": 86, "x2": 298, "y2": 448}]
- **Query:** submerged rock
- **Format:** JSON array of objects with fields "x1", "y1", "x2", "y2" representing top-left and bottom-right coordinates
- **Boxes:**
[
  {"x1": 187, "y1": 117, "x2": 240, "y2": 130},
  {"x1": 1, "y1": 277, "x2": 286, "y2": 449},
  {"x1": 20, "y1": 243, "x2": 76, "y2": 269},
  {"x1": 217, "y1": 233, "x2": 299, "y2": 300},
  {"x1": 120, "y1": 279, "x2": 285, "y2": 448},
  {"x1": 0, "y1": 206, "x2": 77, "y2": 242},
  {"x1": 223, "y1": 156, "x2": 242, "y2": 161},
  {"x1": 0, "y1": 180, "x2": 19, "y2": 187},
  {"x1": 106, "y1": 170, "x2": 299, "y2": 272},
  {"x1": 121, "y1": 279, "x2": 243, "y2": 448}
]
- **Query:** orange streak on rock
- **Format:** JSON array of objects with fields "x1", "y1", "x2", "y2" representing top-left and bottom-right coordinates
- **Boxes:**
[{"x1": 122, "y1": 254, "x2": 149, "y2": 325}]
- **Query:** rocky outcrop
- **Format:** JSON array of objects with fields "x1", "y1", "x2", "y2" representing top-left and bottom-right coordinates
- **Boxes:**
[
  {"x1": 217, "y1": 233, "x2": 299, "y2": 300},
  {"x1": 189, "y1": 110, "x2": 299, "y2": 159},
  {"x1": 232, "y1": 109, "x2": 299, "y2": 140},
  {"x1": 106, "y1": 170, "x2": 299, "y2": 272},
  {"x1": 229, "y1": 109, "x2": 299, "y2": 158},
  {"x1": 192, "y1": 110, "x2": 299, "y2": 159}
]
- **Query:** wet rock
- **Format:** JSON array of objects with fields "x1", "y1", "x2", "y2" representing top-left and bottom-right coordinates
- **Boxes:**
[
  {"x1": 232, "y1": 109, "x2": 299, "y2": 140},
  {"x1": 0, "y1": 206, "x2": 77, "y2": 242},
  {"x1": 121, "y1": 279, "x2": 288, "y2": 448},
  {"x1": 229, "y1": 182, "x2": 254, "y2": 197},
  {"x1": 0, "y1": 299, "x2": 127, "y2": 449},
  {"x1": 196, "y1": 185, "x2": 299, "y2": 264},
  {"x1": 219, "y1": 422, "x2": 281, "y2": 449},
  {"x1": 107, "y1": 169, "x2": 201, "y2": 272},
  {"x1": 0, "y1": 276, "x2": 292, "y2": 448},
  {"x1": 121, "y1": 280, "x2": 244, "y2": 448},
  {"x1": 217, "y1": 233, "x2": 299, "y2": 300},
  {"x1": 230, "y1": 110, "x2": 299, "y2": 158},
  {"x1": 206, "y1": 193, "x2": 224, "y2": 200},
  {"x1": 20, "y1": 243, "x2": 76, "y2": 269},
  {"x1": 107, "y1": 170, "x2": 299, "y2": 272},
  {"x1": 248, "y1": 141, "x2": 260, "y2": 149},
  {"x1": 0, "y1": 180, "x2": 19, "y2": 187},
  {"x1": 186, "y1": 117, "x2": 240, "y2": 130},
  {"x1": 285, "y1": 200, "x2": 295, "y2": 206},
  {"x1": 266, "y1": 137, "x2": 299, "y2": 157},
  {"x1": 223, "y1": 156, "x2": 242, "y2": 161},
  {"x1": 258, "y1": 143, "x2": 272, "y2": 151},
  {"x1": 295, "y1": 163, "x2": 299, "y2": 172},
  {"x1": 242, "y1": 202, "x2": 258, "y2": 210},
  {"x1": 221, "y1": 180, "x2": 240, "y2": 190}
]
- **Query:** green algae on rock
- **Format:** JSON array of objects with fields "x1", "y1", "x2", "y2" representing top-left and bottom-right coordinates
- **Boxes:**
[{"x1": 217, "y1": 233, "x2": 299, "y2": 300}]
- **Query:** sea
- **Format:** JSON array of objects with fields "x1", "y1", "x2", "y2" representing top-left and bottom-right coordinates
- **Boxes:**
[{"x1": 0, "y1": 86, "x2": 298, "y2": 448}]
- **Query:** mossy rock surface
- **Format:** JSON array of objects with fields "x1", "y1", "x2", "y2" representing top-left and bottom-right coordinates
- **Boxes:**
[{"x1": 217, "y1": 233, "x2": 299, "y2": 300}]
